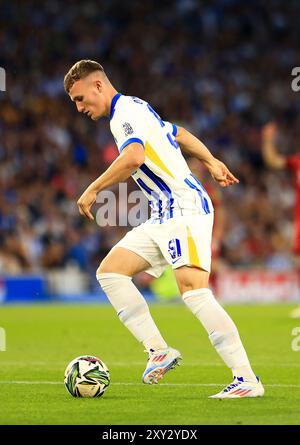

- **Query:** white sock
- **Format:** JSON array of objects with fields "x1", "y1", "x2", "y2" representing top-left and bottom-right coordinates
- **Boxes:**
[
  {"x1": 97, "y1": 273, "x2": 168, "y2": 351},
  {"x1": 183, "y1": 288, "x2": 256, "y2": 382}
]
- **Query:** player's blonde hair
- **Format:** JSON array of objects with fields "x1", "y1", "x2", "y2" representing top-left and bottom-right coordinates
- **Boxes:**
[{"x1": 64, "y1": 60, "x2": 105, "y2": 93}]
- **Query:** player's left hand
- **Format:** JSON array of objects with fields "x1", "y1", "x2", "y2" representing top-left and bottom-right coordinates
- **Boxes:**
[
  {"x1": 77, "y1": 188, "x2": 97, "y2": 220},
  {"x1": 205, "y1": 158, "x2": 239, "y2": 187}
]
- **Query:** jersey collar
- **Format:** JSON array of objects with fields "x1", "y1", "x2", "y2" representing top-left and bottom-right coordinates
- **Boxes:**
[{"x1": 110, "y1": 93, "x2": 122, "y2": 120}]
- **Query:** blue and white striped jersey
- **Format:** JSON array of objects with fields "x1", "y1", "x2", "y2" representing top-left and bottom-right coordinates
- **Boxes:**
[{"x1": 109, "y1": 93, "x2": 214, "y2": 224}]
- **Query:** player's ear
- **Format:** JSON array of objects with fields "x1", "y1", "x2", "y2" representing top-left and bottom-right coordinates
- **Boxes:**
[{"x1": 95, "y1": 80, "x2": 102, "y2": 92}]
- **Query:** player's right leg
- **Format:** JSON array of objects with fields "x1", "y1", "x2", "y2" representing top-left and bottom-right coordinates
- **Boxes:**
[
  {"x1": 97, "y1": 246, "x2": 169, "y2": 352},
  {"x1": 96, "y1": 229, "x2": 181, "y2": 384},
  {"x1": 156, "y1": 213, "x2": 263, "y2": 398}
]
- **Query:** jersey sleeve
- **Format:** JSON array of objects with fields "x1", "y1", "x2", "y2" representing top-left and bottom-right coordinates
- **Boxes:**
[
  {"x1": 163, "y1": 120, "x2": 178, "y2": 137},
  {"x1": 111, "y1": 104, "x2": 146, "y2": 153}
]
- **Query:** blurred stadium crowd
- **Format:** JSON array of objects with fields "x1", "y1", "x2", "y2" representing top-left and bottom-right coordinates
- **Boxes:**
[{"x1": 0, "y1": 0, "x2": 299, "y2": 287}]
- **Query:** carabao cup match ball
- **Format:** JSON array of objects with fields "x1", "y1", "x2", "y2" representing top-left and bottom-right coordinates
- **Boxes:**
[{"x1": 64, "y1": 355, "x2": 110, "y2": 398}]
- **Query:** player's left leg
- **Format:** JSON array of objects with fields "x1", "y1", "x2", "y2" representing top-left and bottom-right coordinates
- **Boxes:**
[{"x1": 174, "y1": 265, "x2": 264, "y2": 398}]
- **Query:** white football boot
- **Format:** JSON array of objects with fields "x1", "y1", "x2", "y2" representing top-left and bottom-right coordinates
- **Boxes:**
[
  {"x1": 142, "y1": 347, "x2": 182, "y2": 384},
  {"x1": 209, "y1": 376, "x2": 265, "y2": 399}
]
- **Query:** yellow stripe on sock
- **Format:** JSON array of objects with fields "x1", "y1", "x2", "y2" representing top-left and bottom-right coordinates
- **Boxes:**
[
  {"x1": 145, "y1": 142, "x2": 175, "y2": 178},
  {"x1": 187, "y1": 226, "x2": 201, "y2": 268}
]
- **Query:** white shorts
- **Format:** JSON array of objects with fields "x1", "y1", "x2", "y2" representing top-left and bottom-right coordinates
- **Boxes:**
[{"x1": 114, "y1": 213, "x2": 214, "y2": 278}]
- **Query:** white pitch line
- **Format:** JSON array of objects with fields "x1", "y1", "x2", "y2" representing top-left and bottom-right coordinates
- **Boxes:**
[
  {"x1": 0, "y1": 381, "x2": 299, "y2": 388},
  {"x1": 2, "y1": 361, "x2": 300, "y2": 368},
  {"x1": 0, "y1": 381, "x2": 62, "y2": 385}
]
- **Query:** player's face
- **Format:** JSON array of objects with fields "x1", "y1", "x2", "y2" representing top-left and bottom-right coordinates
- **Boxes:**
[{"x1": 69, "y1": 78, "x2": 106, "y2": 120}]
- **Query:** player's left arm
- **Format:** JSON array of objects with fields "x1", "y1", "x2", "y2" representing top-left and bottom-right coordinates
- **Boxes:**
[
  {"x1": 175, "y1": 126, "x2": 239, "y2": 187},
  {"x1": 77, "y1": 143, "x2": 145, "y2": 220}
]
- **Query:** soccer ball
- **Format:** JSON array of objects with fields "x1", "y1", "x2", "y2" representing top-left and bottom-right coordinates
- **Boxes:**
[{"x1": 64, "y1": 355, "x2": 110, "y2": 398}]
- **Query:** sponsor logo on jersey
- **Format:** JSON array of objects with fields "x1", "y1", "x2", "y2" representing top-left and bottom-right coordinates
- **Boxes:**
[{"x1": 122, "y1": 122, "x2": 134, "y2": 137}]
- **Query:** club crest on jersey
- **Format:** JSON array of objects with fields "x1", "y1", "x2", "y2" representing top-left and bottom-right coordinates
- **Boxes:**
[
  {"x1": 122, "y1": 122, "x2": 134, "y2": 137},
  {"x1": 168, "y1": 238, "x2": 182, "y2": 263}
]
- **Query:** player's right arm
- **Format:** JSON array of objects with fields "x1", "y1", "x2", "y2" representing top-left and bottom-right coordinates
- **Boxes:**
[
  {"x1": 175, "y1": 126, "x2": 239, "y2": 187},
  {"x1": 261, "y1": 122, "x2": 286, "y2": 170},
  {"x1": 77, "y1": 142, "x2": 145, "y2": 220}
]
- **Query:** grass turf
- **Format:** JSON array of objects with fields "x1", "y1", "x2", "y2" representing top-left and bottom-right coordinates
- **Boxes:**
[{"x1": 0, "y1": 303, "x2": 300, "y2": 425}]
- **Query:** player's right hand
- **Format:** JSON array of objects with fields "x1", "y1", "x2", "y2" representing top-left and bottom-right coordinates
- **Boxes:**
[
  {"x1": 77, "y1": 188, "x2": 97, "y2": 221},
  {"x1": 206, "y1": 158, "x2": 239, "y2": 187}
]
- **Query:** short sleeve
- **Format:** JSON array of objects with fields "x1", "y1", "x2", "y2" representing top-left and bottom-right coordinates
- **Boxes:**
[
  {"x1": 162, "y1": 120, "x2": 177, "y2": 138},
  {"x1": 111, "y1": 104, "x2": 146, "y2": 153},
  {"x1": 171, "y1": 123, "x2": 178, "y2": 136}
]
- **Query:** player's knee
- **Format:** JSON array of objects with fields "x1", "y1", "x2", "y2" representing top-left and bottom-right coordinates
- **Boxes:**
[
  {"x1": 178, "y1": 279, "x2": 209, "y2": 295},
  {"x1": 96, "y1": 271, "x2": 133, "y2": 294},
  {"x1": 178, "y1": 282, "x2": 198, "y2": 294},
  {"x1": 96, "y1": 258, "x2": 114, "y2": 275},
  {"x1": 176, "y1": 267, "x2": 210, "y2": 294}
]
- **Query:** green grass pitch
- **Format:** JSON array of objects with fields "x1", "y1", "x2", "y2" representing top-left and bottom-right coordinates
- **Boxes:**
[{"x1": 0, "y1": 303, "x2": 300, "y2": 425}]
